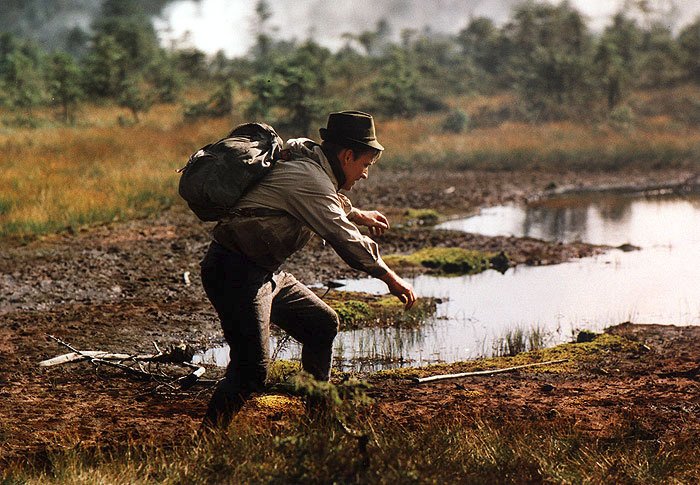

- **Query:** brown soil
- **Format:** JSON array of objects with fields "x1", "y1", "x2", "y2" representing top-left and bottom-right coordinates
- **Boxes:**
[
  {"x1": 370, "y1": 323, "x2": 700, "y2": 441},
  {"x1": 1, "y1": 168, "x2": 697, "y2": 465}
]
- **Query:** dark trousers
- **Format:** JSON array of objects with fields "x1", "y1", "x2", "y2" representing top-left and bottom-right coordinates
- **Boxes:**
[{"x1": 200, "y1": 241, "x2": 339, "y2": 427}]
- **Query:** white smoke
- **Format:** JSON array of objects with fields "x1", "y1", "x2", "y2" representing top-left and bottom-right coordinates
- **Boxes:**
[
  {"x1": 155, "y1": 0, "x2": 700, "y2": 57},
  {"x1": 155, "y1": 0, "x2": 524, "y2": 56}
]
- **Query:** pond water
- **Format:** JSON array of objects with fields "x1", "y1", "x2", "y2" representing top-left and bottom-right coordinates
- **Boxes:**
[{"x1": 195, "y1": 190, "x2": 700, "y2": 371}]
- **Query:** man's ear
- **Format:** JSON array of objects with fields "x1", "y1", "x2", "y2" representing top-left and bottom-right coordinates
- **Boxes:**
[{"x1": 339, "y1": 148, "x2": 354, "y2": 165}]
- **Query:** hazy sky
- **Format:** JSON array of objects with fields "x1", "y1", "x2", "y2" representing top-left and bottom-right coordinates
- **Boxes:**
[{"x1": 154, "y1": 0, "x2": 700, "y2": 57}]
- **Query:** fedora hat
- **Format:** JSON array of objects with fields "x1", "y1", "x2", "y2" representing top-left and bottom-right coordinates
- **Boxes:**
[{"x1": 319, "y1": 111, "x2": 384, "y2": 151}]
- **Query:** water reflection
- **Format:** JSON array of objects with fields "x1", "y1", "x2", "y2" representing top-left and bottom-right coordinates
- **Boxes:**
[
  {"x1": 195, "y1": 193, "x2": 700, "y2": 372},
  {"x1": 194, "y1": 322, "x2": 435, "y2": 372},
  {"x1": 439, "y1": 192, "x2": 700, "y2": 247}
]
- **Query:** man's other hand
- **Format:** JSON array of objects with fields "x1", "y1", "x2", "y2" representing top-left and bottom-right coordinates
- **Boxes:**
[
  {"x1": 351, "y1": 209, "x2": 390, "y2": 236},
  {"x1": 380, "y1": 270, "x2": 417, "y2": 310}
]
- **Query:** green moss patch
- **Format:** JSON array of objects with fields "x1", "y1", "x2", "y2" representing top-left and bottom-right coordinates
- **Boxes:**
[
  {"x1": 404, "y1": 208, "x2": 440, "y2": 226},
  {"x1": 321, "y1": 290, "x2": 437, "y2": 330},
  {"x1": 384, "y1": 247, "x2": 509, "y2": 275},
  {"x1": 372, "y1": 332, "x2": 645, "y2": 381}
]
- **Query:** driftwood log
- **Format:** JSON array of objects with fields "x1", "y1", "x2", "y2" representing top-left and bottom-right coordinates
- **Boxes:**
[{"x1": 413, "y1": 358, "x2": 569, "y2": 383}]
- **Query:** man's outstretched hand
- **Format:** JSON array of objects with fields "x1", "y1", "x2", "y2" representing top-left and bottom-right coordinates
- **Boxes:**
[
  {"x1": 380, "y1": 270, "x2": 417, "y2": 310},
  {"x1": 351, "y1": 209, "x2": 390, "y2": 236}
]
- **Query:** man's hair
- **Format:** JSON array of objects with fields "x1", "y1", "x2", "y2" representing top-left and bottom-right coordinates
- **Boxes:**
[{"x1": 321, "y1": 140, "x2": 382, "y2": 163}]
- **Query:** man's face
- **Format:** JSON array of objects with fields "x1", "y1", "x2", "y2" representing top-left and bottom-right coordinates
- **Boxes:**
[{"x1": 340, "y1": 150, "x2": 377, "y2": 191}]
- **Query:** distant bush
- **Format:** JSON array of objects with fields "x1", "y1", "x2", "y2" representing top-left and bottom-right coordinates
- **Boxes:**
[
  {"x1": 608, "y1": 105, "x2": 635, "y2": 128},
  {"x1": 183, "y1": 81, "x2": 234, "y2": 121},
  {"x1": 441, "y1": 109, "x2": 470, "y2": 133}
]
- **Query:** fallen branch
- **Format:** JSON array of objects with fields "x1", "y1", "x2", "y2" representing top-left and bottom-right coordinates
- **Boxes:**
[
  {"x1": 413, "y1": 358, "x2": 569, "y2": 384},
  {"x1": 42, "y1": 334, "x2": 209, "y2": 389},
  {"x1": 46, "y1": 334, "x2": 159, "y2": 379},
  {"x1": 39, "y1": 351, "x2": 161, "y2": 367}
]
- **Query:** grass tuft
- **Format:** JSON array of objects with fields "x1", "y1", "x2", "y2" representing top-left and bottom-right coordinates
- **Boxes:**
[{"x1": 322, "y1": 290, "x2": 437, "y2": 330}]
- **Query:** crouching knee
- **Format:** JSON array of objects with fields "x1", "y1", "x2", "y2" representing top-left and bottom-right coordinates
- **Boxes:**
[{"x1": 323, "y1": 307, "x2": 340, "y2": 341}]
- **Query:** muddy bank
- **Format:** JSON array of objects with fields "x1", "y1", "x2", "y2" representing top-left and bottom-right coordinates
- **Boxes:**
[
  {"x1": 0, "y1": 167, "x2": 697, "y2": 464},
  {"x1": 369, "y1": 323, "x2": 700, "y2": 442}
]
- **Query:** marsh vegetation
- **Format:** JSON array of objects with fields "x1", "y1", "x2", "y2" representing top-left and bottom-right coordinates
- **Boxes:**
[{"x1": 2, "y1": 1, "x2": 699, "y2": 482}]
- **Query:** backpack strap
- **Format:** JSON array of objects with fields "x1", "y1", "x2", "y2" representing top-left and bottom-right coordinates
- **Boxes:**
[{"x1": 228, "y1": 207, "x2": 287, "y2": 218}]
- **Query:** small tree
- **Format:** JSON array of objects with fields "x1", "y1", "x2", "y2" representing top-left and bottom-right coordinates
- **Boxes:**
[
  {"x1": 0, "y1": 34, "x2": 45, "y2": 118},
  {"x1": 593, "y1": 13, "x2": 642, "y2": 110},
  {"x1": 184, "y1": 80, "x2": 234, "y2": 121},
  {"x1": 442, "y1": 109, "x2": 470, "y2": 133},
  {"x1": 47, "y1": 52, "x2": 84, "y2": 124},
  {"x1": 371, "y1": 47, "x2": 432, "y2": 118},
  {"x1": 352, "y1": 19, "x2": 392, "y2": 56},
  {"x1": 148, "y1": 54, "x2": 182, "y2": 103},
  {"x1": 245, "y1": 41, "x2": 331, "y2": 135},
  {"x1": 457, "y1": 17, "x2": 506, "y2": 81},
  {"x1": 637, "y1": 23, "x2": 683, "y2": 87},
  {"x1": 175, "y1": 49, "x2": 208, "y2": 79},
  {"x1": 82, "y1": 33, "x2": 127, "y2": 98},
  {"x1": 504, "y1": 2, "x2": 595, "y2": 119},
  {"x1": 93, "y1": 0, "x2": 160, "y2": 73},
  {"x1": 245, "y1": 73, "x2": 284, "y2": 121},
  {"x1": 677, "y1": 17, "x2": 700, "y2": 83},
  {"x1": 118, "y1": 75, "x2": 153, "y2": 123},
  {"x1": 252, "y1": 0, "x2": 274, "y2": 62},
  {"x1": 1, "y1": 50, "x2": 45, "y2": 116}
]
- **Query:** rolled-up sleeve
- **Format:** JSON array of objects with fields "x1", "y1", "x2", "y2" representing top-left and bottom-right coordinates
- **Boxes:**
[{"x1": 283, "y1": 169, "x2": 389, "y2": 278}]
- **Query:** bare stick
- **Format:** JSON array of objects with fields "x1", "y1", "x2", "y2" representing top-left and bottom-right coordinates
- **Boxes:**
[
  {"x1": 44, "y1": 335, "x2": 213, "y2": 388},
  {"x1": 413, "y1": 358, "x2": 569, "y2": 384},
  {"x1": 39, "y1": 351, "x2": 160, "y2": 367},
  {"x1": 46, "y1": 334, "x2": 157, "y2": 379},
  {"x1": 40, "y1": 351, "x2": 124, "y2": 367},
  {"x1": 271, "y1": 334, "x2": 292, "y2": 361},
  {"x1": 47, "y1": 334, "x2": 83, "y2": 354},
  {"x1": 177, "y1": 362, "x2": 206, "y2": 389}
]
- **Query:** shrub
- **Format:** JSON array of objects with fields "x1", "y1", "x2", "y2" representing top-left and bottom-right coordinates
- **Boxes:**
[
  {"x1": 441, "y1": 109, "x2": 470, "y2": 133},
  {"x1": 608, "y1": 104, "x2": 635, "y2": 128}
]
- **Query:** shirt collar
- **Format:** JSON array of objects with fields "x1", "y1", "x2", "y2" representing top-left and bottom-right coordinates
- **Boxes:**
[
  {"x1": 318, "y1": 146, "x2": 346, "y2": 190},
  {"x1": 284, "y1": 138, "x2": 346, "y2": 191}
]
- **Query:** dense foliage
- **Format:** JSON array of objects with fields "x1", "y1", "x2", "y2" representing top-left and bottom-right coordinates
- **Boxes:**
[{"x1": 0, "y1": 0, "x2": 698, "y2": 128}]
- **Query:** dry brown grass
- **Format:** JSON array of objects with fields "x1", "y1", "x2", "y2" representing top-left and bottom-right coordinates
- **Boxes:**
[
  {"x1": 381, "y1": 110, "x2": 699, "y2": 171},
  {"x1": 0, "y1": 106, "x2": 237, "y2": 238},
  {"x1": 1, "y1": 85, "x2": 698, "y2": 239}
]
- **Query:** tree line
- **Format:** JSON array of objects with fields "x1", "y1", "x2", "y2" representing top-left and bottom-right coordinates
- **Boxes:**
[{"x1": 1, "y1": 0, "x2": 698, "y2": 131}]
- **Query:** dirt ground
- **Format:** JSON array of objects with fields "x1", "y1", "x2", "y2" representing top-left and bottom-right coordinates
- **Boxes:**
[{"x1": 1, "y1": 168, "x2": 698, "y2": 465}]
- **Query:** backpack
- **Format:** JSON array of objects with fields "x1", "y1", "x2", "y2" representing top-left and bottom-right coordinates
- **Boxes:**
[{"x1": 177, "y1": 122, "x2": 283, "y2": 222}]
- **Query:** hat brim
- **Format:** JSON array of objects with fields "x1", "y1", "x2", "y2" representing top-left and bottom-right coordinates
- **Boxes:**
[{"x1": 319, "y1": 128, "x2": 384, "y2": 151}]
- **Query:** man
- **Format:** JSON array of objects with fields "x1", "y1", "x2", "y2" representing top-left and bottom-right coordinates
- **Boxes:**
[{"x1": 199, "y1": 110, "x2": 416, "y2": 428}]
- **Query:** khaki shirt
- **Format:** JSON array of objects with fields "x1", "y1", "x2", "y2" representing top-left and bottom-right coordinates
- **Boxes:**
[{"x1": 212, "y1": 138, "x2": 390, "y2": 278}]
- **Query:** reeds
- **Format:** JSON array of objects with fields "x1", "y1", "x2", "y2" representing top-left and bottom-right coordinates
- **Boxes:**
[
  {"x1": 493, "y1": 325, "x2": 548, "y2": 357},
  {"x1": 4, "y1": 414, "x2": 697, "y2": 484}
]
